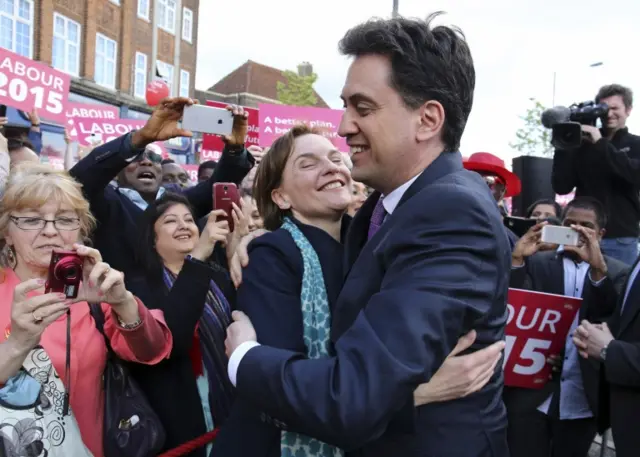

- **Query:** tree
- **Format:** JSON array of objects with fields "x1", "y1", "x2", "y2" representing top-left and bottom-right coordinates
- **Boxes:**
[
  {"x1": 276, "y1": 70, "x2": 318, "y2": 106},
  {"x1": 510, "y1": 98, "x2": 554, "y2": 157}
]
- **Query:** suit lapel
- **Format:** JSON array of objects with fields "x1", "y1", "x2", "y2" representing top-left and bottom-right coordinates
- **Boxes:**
[
  {"x1": 342, "y1": 191, "x2": 379, "y2": 279},
  {"x1": 545, "y1": 254, "x2": 566, "y2": 297},
  {"x1": 617, "y1": 256, "x2": 640, "y2": 335}
]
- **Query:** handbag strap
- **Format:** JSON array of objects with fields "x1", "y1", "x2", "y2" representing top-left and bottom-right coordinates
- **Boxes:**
[{"x1": 89, "y1": 303, "x2": 115, "y2": 354}]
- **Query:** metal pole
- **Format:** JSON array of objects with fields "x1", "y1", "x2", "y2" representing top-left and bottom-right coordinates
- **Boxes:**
[
  {"x1": 173, "y1": 0, "x2": 182, "y2": 96},
  {"x1": 392, "y1": 0, "x2": 399, "y2": 17},
  {"x1": 150, "y1": 0, "x2": 158, "y2": 84}
]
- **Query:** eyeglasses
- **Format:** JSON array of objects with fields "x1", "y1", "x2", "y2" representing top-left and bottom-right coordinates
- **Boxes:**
[
  {"x1": 134, "y1": 150, "x2": 163, "y2": 164},
  {"x1": 481, "y1": 175, "x2": 505, "y2": 190},
  {"x1": 10, "y1": 216, "x2": 81, "y2": 231}
]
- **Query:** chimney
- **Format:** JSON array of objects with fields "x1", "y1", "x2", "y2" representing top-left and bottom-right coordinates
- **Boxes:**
[{"x1": 297, "y1": 62, "x2": 313, "y2": 77}]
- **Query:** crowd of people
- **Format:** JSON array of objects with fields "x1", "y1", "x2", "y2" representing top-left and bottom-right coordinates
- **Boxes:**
[{"x1": 1, "y1": 11, "x2": 640, "y2": 457}]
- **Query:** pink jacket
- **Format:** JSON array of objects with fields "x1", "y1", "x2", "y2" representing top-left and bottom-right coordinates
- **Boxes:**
[{"x1": 0, "y1": 268, "x2": 173, "y2": 457}]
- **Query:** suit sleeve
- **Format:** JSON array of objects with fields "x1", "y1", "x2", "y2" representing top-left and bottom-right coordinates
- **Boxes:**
[
  {"x1": 604, "y1": 340, "x2": 640, "y2": 388},
  {"x1": 583, "y1": 260, "x2": 629, "y2": 322},
  {"x1": 184, "y1": 146, "x2": 254, "y2": 219},
  {"x1": 69, "y1": 133, "x2": 144, "y2": 221},
  {"x1": 551, "y1": 149, "x2": 579, "y2": 195},
  {"x1": 235, "y1": 186, "x2": 503, "y2": 450}
]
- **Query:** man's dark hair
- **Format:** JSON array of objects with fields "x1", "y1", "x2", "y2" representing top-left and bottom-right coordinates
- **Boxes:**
[
  {"x1": 562, "y1": 197, "x2": 607, "y2": 229},
  {"x1": 596, "y1": 84, "x2": 633, "y2": 109},
  {"x1": 198, "y1": 160, "x2": 217, "y2": 179},
  {"x1": 338, "y1": 12, "x2": 475, "y2": 152},
  {"x1": 7, "y1": 137, "x2": 35, "y2": 153},
  {"x1": 161, "y1": 158, "x2": 175, "y2": 165}
]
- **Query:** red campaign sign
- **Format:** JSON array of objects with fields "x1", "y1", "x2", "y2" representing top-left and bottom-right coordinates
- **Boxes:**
[
  {"x1": 201, "y1": 101, "x2": 260, "y2": 161},
  {"x1": 73, "y1": 117, "x2": 145, "y2": 146},
  {"x1": 0, "y1": 47, "x2": 70, "y2": 123},
  {"x1": 66, "y1": 102, "x2": 120, "y2": 140},
  {"x1": 503, "y1": 288, "x2": 581, "y2": 389},
  {"x1": 183, "y1": 164, "x2": 199, "y2": 182}
]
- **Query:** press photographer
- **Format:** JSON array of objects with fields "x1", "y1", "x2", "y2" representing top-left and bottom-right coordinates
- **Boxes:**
[{"x1": 547, "y1": 84, "x2": 640, "y2": 265}]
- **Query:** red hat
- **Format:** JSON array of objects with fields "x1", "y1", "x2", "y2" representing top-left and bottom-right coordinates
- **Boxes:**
[{"x1": 463, "y1": 152, "x2": 521, "y2": 198}]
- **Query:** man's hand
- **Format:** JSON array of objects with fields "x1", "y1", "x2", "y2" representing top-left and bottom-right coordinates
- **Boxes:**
[
  {"x1": 225, "y1": 311, "x2": 257, "y2": 357},
  {"x1": 132, "y1": 97, "x2": 195, "y2": 148},
  {"x1": 413, "y1": 330, "x2": 505, "y2": 405},
  {"x1": 27, "y1": 108, "x2": 40, "y2": 131},
  {"x1": 581, "y1": 125, "x2": 602, "y2": 144},
  {"x1": 222, "y1": 105, "x2": 249, "y2": 146},
  {"x1": 512, "y1": 222, "x2": 546, "y2": 266},
  {"x1": 564, "y1": 225, "x2": 607, "y2": 281},
  {"x1": 573, "y1": 320, "x2": 614, "y2": 360}
]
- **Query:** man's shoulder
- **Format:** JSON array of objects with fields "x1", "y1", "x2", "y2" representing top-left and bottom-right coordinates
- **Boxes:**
[{"x1": 604, "y1": 254, "x2": 631, "y2": 276}]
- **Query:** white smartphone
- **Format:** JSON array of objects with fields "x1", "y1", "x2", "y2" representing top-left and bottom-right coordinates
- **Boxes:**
[
  {"x1": 182, "y1": 105, "x2": 233, "y2": 136},
  {"x1": 541, "y1": 225, "x2": 580, "y2": 246}
]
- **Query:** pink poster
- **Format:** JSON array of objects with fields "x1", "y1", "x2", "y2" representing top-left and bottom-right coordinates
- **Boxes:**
[
  {"x1": 201, "y1": 101, "x2": 260, "y2": 161},
  {"x1": 66, "y1": 103, "x2": 120, "y2": 140},
  {"x1": 73, "y1": 118, "x2": 146, "y2": 146},
  {"x1": 0, "y1": 47, "x2": 70, "y2": 123},
  {"x1": 258, "y1": 103, "x2": 347, "y2": 151},
  {"x1": 183, "y1": 164, "x2": 199, "y2": 182}
]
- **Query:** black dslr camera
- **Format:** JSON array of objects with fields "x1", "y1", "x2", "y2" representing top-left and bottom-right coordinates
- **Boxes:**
[{"x1": 541, "y1": 101, "x2": 609, "y2": 150}]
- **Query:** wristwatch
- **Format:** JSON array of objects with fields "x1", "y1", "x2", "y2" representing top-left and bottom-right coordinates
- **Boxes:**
[{"x1": 600, "y1": 344, "x2": 609, "y2": 361}]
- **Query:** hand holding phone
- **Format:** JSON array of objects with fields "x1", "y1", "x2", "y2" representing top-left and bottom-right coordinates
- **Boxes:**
[
  {"x1": 213, "y1": 182, "x2": 240, "y2": 232},
  {"x1": 503, "y1": 216, "x2": 537, "y2": 238},
  {"x1": 182, "y1": 105, "x2": 233, "y2": 136}
]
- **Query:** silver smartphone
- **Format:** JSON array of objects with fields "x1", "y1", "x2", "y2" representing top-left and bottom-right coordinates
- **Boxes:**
[
  {"x1": 541, "y1": 225, "x2": 580, "y2": 246},
  {"x1": 182, "y1": 105, "x2": 233, "y2": 136}
]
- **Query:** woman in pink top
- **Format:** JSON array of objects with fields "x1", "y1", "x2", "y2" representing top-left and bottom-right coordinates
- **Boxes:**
[{"x1": 0, "y1": 163, "x2": 173, "y2": 457}]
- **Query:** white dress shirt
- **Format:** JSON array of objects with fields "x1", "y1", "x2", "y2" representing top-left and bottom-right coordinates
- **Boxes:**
[{"x1": 227, "y1": 172, "x2": 423, "y2": 387}]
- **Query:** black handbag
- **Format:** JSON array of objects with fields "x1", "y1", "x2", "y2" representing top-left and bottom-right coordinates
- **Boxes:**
[{"x1": 89, "y1": 303, "x2": 166, "y2": 457}]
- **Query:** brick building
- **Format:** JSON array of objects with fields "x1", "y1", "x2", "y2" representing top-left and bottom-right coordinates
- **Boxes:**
[
  {"x1": 195, "y1": 60, "x2": 329, "y2": 108},
  {"x1": 1, "y1": 0, "x2": 199, "y2": 153}
]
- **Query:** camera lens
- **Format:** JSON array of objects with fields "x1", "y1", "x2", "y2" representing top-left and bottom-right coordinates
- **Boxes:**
[
  {"x1": 223, "y1": 185, "x2": 228, "y2": 191},
  {"x1": 64, "y1": 267, "x2": 78, "y2": 279}
]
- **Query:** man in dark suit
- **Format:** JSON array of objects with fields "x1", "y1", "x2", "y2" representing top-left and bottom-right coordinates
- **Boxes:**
[
  {"x1": 225, "y1": 14, "x2": 510, "y2": 456},
  {"x1": 69, "y1": 98, "x2": 253, "y2": 279},
  {"x1": 505, "y1": 197, "x2": 628, "y2": 457},
  {"x1": 573, "y1": 235, "x2": 640, "y2": 457}
]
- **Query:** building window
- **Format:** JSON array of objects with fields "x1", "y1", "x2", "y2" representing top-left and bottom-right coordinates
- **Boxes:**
[
  {"x1": 94, "y1": 33, "x2": 117, "y2": 89},
  {"x1": 182, "y1": 7, "x2": 192, "y2": 43},
  {"x1": 0, "y1": 0, "x2": 34, "y2": 58},
  {"x1": 137, "y1": 0, "x2": 149, "y2": 20},
  {"x1": 52, "y1": 13, "x2": 80, "y2": 76},
  {"x1": 157, "y1": 60, "x2": 174, "y2": 95},
  {"x1": 157, "y1": 0, "x2": 176, "y2": 34},
  {"x1": 179, "y1": 69, "x2": 189, "y2": 97},
  {"x1": 134, "y1": 52, "x2": 147, "y2": 99}
]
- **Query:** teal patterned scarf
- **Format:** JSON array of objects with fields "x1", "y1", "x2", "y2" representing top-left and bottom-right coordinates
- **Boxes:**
[{"x1": 280, "y1": 218, "x2": 344, "y2": 457}]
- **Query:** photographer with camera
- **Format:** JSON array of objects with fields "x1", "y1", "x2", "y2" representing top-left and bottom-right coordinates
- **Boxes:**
[{"x1": 550, "y1": 84, "x2": 640, "y2": 265}]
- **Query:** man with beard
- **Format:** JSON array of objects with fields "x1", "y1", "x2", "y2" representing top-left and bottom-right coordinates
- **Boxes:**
[
  {"x1": 225, "y1": 13, "x2": 510, "y2": 457},
  {"x1": 70, "y1": 98, "x2": 253, "y2": 281}
]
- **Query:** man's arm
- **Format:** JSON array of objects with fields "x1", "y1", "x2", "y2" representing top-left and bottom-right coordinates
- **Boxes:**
[
  {"x1": 597, "y1": 136, "x2": 640, "y2": 186},
  {"x1": 604, "y1": 340, "x2": 640, "y2": 388},
  {"x1": 184, "y1": 145, "x2": 254, "y2": 219},
  {"x1": 232, "y1": 188, "x2": 502, "y2": 449},
  {"x1": 551, "y1": 149, "x2": 578, "y2": 195},
  {"x1": 584, "y1": 259, "x2": 629, "y2": 322}
]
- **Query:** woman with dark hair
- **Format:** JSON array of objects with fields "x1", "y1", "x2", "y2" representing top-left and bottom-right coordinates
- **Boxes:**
[
  {"x1": 127, "y1": 192, "x2": 236, "y2": 457},
  {"x1": 526, "y1": 198, "x2": 562, "y2": 221}
]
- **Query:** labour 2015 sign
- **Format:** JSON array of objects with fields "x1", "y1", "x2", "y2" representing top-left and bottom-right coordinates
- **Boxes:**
[
  {"x1": 503, "y1": 288, "x2": 581, "y2": 389},
  {"x1": 0, "y1": 48, "x2": 70, "y2": 123}
]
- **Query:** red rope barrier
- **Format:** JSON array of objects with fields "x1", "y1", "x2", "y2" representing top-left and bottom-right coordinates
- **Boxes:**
[{"x1": 158, "y1": 429, "x2": 219, "y2": 457}]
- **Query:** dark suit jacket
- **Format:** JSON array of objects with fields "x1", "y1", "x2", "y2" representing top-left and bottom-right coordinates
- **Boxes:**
[
  {"x1": 126, "y1": 259, "x2": 235, "y2": 456},
  {"x1": 69, "y1": 134, "x2": 253, "y2": 280},
  {"x1": 594, "y1": 256, "x2": 640, "y2": 456},
  {"x1": 504, "y1": 252, "x2": 627, "y2": 419},
  {"x1": 234, "y1": 152, "x2": 511, "y2": 457}
]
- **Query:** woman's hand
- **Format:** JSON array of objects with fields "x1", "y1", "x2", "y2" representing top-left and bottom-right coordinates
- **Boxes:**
[
  {"x1": 413, "y1": 331, "x2": 505, "y2": 405},
  {"x1": 226, "y1": 202, "x2": 250, "y2": 265},
  {"x1": 190, "y1": 210, "x2": 230, "y2": 261},
  {"x1": 72, "y1": 244, "x2": 130, "y2": 307},
  {"x1": 9, "y1": 278, "x2": 71, "y2": 352}
]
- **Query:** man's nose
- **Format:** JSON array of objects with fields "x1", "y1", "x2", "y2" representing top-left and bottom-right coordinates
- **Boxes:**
[{"x1": 338, "y1": 110, "x2": 358, "y2": 138}]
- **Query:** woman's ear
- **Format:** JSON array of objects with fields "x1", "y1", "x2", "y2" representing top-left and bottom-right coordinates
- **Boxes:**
[{"x1": 271, "y1": 188, "x2": 291, "y2": 210}]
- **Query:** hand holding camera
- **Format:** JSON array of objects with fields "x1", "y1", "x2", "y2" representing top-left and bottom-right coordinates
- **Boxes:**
[{"x1": 562, "y1": 225, "x2": 608, "y2": 280}]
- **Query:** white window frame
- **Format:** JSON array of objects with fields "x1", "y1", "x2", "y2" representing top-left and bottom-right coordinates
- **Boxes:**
[
  {"x1": 179, "y1": 69, "x2": 189, "y2": 97},
  {"x1": 94, "y1": 33, "x2": 118, "y2": 89},
  {"x1": 137, "y1": 0, "x2": 149, "y2": 21},
  {"x1": 157, "y1": 0, "x2": 176, "y2": 34},
  {"x1": 157, "y1": 60, "x2": 174, "y2": 95},
  {"x1": 0, "y1": 0, "x2": 34, "y2": 58},
  {"x1": 181, "y1": 7, "x2": 192, "y2": 43},
  {"x1": 52, "y1": 13, "x2": 81, "y2": 76},
  {"x1": 133, "y1": 52, "x2": 147, "y2": 99}
]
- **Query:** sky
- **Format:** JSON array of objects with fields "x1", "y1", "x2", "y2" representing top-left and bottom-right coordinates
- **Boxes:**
[{"x1": 196, "y1": 0, "x2": 640, "y2": 166}]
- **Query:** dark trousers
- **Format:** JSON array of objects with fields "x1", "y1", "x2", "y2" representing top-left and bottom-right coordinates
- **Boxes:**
[{"x1": 507, "y1": 409, "x2": 597, "y2": 457}]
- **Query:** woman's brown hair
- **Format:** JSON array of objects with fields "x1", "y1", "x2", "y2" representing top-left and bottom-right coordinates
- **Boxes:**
[{"x1": 253, "y1": 124, "x2": 321, "y2": 231}]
